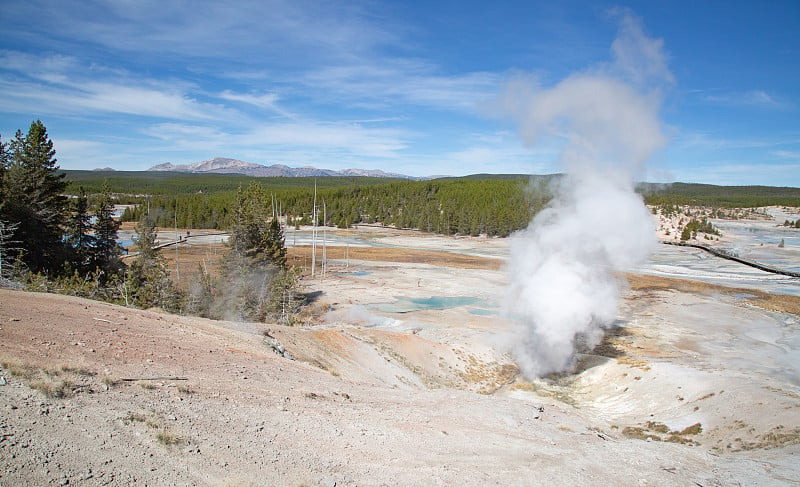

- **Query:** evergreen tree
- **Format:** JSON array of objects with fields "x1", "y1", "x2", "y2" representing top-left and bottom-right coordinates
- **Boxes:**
[
  {"x1": 1, "y1": 121, "x2": 68, "y2": 273},
  {"x1": 204, "y1": 182, "x2": 296, "y2": 322},
  {"x1": 265, "y1": 216, "x2": 287, "y2": 267},
  {"x1": 66, "y1": 187, "x2": 95, "y2": 275},
  {"x1": 93, "y1": 181, "x2": 123, "y2": 276},
  {"x1": 126, "y1": 214, "x2": 180, "y2": 311}
]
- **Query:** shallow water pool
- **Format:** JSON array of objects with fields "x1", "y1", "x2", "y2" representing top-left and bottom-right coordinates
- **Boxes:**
[{"x1": 372, "y1": 295, "x2": 483, "y2": 313}]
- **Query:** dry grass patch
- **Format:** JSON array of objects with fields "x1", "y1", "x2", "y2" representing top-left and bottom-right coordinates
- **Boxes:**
[
  {"x1": 1, "y1": 359, "x2": 35, "y2": 379},
  {"x1": 745, "y1": 293, "x2": 800, "y2": 315},
  {"x1": 155, "y1": 428, "x2": 182, "y2": 446},
  {"x1": 123, "y1": 411, "x2": 183, "y2": 446},
  {"x1": 1, "y1": 359, "x2": 90, "y2": 398},
  {"x1": 621, "y1": 421, "x2": 701, "y2": 446},
  {"x1": 29, "y1": 377, "x2": 74, "y2": 398},
  {"x1": 626, "y1": 273, "x2": 800, "y2": 315},
  {"x1": 59, "y1": 364, "x2": 95, "y2": 376},
  {"x1": 509, "y1": 381, "x2": 536, "y2": 392}
]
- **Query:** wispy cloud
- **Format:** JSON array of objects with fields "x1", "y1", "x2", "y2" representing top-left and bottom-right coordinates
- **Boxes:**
[
  {"x1": 142, "y1": 121, "x2": 411, "y2": 161},
  {"x1": 302, "y1": 62, "x2": 502, "y2": 111},
  {"x1": 0, "y1": 77, "x2": 226, "y2": 121},
  {"x1": 217, "y1": 90, "x2": 296, "y2": 119},
  {"x1": 7, "y1": 0, "x2": 395, "y2": 68},
  {"x1": 675, "y1": 131, "x2": 800, "y2": 151},
  {"x1": 0, "y1": 51, "x2": 234, "y2": 121},
  {"x1": 702, "y1": 89, "x2": 787, "y2": 108},
  {"x1": 772, "y1": 150, "x2": 800, "y2": 159}
]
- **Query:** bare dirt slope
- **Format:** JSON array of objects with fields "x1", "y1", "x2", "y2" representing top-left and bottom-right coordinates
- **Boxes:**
[{"x1": 0, "y1": 288, "x2": 762, "y2": 486}]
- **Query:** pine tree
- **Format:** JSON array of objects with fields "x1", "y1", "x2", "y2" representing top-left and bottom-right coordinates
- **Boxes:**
[
  {"x1": 93, "y1": 181, "x2": 123, "y2": 277},
  {"x1": 265, "y1": 217, "x2": 287, "y2": 267},
  {"x1": 66, "y1": 188, "x2": 95, "y2": 275},
  {"x1": 1, "y1": 121, "x2": 68, "y2": 273},
  {"x1": 126, "y1": 214, "x2": 180, "y2": 311}
]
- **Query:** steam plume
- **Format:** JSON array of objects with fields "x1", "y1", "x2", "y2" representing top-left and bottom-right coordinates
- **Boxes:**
[{"x1": 500, "y1": 12, "x2": 672, "y2": 377}]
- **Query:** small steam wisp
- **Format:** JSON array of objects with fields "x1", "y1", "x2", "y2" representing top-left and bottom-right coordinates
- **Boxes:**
[{"x1": 500, "y1": 12, "x2": 672, "y2": 377}]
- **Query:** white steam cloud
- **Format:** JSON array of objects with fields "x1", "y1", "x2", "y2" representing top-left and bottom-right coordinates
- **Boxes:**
[{"x1": 499, "y1": 12, "x2": 672, "y2": 377}]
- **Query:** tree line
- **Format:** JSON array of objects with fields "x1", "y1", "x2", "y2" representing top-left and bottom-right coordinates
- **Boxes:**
[
  {"x1": 118, "y1": 178, "x2": 547, "y2": 238},
  {"x1": 640, "y1": 182, "x2": 800, "y2": 208}
]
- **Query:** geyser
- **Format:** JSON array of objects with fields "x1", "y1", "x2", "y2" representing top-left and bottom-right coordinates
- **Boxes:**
[{"x1": 499, "y1": 11, "x2": 672, "y2": 377}]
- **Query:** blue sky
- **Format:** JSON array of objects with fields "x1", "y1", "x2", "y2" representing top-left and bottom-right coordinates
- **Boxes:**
[{"x1": 1, "y1": 1, "x2": 799, "y2": 185}]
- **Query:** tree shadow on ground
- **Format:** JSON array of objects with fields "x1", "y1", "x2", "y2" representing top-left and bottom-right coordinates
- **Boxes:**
[{"x1": 300, "y1": 290, "x2": 324, "y2": 304}]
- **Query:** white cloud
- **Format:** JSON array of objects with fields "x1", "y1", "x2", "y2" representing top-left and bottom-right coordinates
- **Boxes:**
[
  {"x1": 675, "y1": 131, "x2": 800, "y2": 151},
  {"x1": 0, "y1": 51, "x2": 241, "y2": 121},
  {"x1": 302, "y1": 62, "x2": 502, "y2": 112},
  {"x1": 772, "y1": 150, "x2": 800, "y2": 159},
  {"x1": 219, "y1": 91, "x2": 280, "y2": 109},
  {"x1": 0, "y1": 77, "x2": 229, "y2": 121},
  {"x1": 703, "y1": 89, "x2": 786, "y2": 108},
  {"x1": 9, "y1": 0, "x2": 393, "y2": 66},
  {"x1": 218, "y1": 90, "x2": 295, "y2": 119},
  {"x1": 141, "y1": 120, "x2": 410, "y2": 161}
]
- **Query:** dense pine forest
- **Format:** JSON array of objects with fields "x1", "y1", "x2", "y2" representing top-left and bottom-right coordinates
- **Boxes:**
[
  {"x1": 67, "y1": 172, "x2": 548, "y2": 237},
  {"x1": 638, "y1": 182, "x2": 800, "y2": 208},
  {"x1": 63, "y1": 172, "x2": 800, "y2": 238}
]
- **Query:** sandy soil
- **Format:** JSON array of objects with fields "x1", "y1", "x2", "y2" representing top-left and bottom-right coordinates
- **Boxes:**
[{"x1": 2, "y1": 224, "x2": 799, "y2": 485}]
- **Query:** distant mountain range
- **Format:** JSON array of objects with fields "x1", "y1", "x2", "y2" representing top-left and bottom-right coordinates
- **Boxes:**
[{"x1": 148, "y1": 158, "x2": 416, "y2": 179}]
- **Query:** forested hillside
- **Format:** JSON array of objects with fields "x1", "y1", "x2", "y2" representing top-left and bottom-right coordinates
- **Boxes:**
[
  {"x1": 63, "y1": 171, "x2": 800, "y2": 238},
  {"x1": 64, "y1": 171, "x2": 398, "y2": 200},
  {"x1": 115, "y1": 178, "x2": 546, "y2": 237},
  {"x1": 640, "y1": 182, "x2": 800, "y2": 207}
]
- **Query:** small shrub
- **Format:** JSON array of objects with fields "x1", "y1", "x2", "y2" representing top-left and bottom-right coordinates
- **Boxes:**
[
  {"x1": 679, "y1": 423, "x2": 703, "y2": 435},
  {"x1": 156, "y1": 429, "x2": 180, "y2": 446},
  {"x1": 30, "y1": 378, "x2": 74, "y2": 398}
]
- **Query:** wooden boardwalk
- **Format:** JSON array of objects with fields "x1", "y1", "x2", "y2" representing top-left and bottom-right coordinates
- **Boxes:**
[{"x1": 662, "y1": 241, "x2": 800, "y2": 278}]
